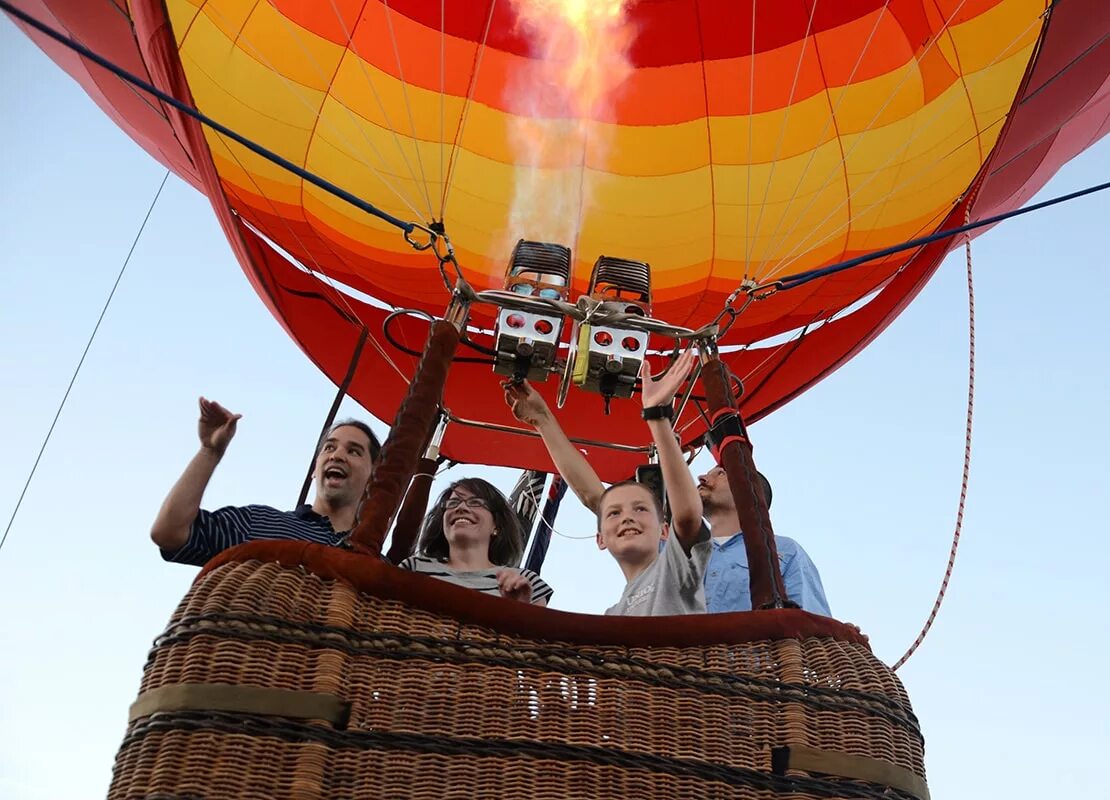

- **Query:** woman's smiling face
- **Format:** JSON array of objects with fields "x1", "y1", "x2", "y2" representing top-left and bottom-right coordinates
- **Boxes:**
[{"x1": 443, "y1": 485, "x2": 496, "y2": 550}]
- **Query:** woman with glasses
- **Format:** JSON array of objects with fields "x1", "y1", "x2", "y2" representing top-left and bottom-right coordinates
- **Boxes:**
[{"x1": 399, "y1": 478, "x2": 553, "y2": 605}]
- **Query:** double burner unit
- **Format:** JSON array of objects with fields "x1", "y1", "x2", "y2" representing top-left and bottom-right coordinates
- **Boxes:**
[{"x1": 493, "y1": 239, "x2": 653, "y2": 407}]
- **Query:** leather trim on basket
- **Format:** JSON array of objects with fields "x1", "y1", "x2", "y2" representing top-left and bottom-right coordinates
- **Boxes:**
[
  {"x1": 128, "y1": 683, "x2": 351, "y2": 729},
  {"x1": 772, "y1": 744, "x2": 930, "y2": 800},
  {"x1": 199, "y1": 541, "x2": 870, "y2": 648}
]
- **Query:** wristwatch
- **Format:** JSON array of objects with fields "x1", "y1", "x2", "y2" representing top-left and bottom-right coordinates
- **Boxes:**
[{"x1": 642, "y1": 404, "x2": 674, "y2": 421}]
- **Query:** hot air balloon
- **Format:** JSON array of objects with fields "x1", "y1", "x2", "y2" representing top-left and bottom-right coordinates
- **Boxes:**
[
  {"x1": 4, "y1": 1, "x2": 1107, "y2": 798},
  {"x1": 8, "y1": 0, "x2": 1105, "y2": 478}
]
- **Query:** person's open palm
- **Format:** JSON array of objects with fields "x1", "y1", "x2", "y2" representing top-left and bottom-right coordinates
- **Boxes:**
[
  {"x1": 641, "y1": 348, "x2": 697, "y2": 409},
  {"x1": 198, "y1": 397, "x2": 241, "y2": 456}
]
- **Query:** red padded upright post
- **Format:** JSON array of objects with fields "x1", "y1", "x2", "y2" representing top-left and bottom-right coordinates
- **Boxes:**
[
  {"x1": 350, "y1": 319, "x2": 461, "y2": 555},
  {"x1": 700, "y1": 354, "x2": 788, "y2": 609}
]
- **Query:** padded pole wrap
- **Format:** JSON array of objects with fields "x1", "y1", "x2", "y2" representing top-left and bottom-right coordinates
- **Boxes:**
[
  {"x1": 701, "y1": 356, "x2": 788, "y2": 609},
  {"x1": 351, "y1": 320, "x2": 460, "y2": 554},
  {"x1": 386, "y1": 457, "x2": 438, "y2": 564}
]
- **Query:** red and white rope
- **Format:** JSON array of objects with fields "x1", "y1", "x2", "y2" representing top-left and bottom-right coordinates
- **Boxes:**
[{"x1": 892, "y1": 202, "x2": 977, "y2": 672}]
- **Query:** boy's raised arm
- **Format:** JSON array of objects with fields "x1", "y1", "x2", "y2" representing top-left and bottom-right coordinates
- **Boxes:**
[
  {"x1": 640, "y1": 349, "x2": 704, "y2": 550},
  {"x1": 504, "y1": 381, "x2": 605, "y2": 514}
]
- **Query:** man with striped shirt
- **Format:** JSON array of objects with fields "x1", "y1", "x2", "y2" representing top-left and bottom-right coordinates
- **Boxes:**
[{"x1": 151, "y1": 397, "x2": 381, "y2": 566}]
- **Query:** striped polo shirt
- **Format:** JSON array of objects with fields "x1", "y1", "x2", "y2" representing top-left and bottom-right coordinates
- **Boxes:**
[
  {"x1": 162, "y1": 504, "x2": 346, "y2": 567},
  {"x1": 399, "y1": 555, "x2": 554, "y2": 605}
]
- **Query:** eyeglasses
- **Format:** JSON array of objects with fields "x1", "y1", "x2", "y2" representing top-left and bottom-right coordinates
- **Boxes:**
[{"x1": 444, "y1": 497, "x2": 490, "y2": 510}]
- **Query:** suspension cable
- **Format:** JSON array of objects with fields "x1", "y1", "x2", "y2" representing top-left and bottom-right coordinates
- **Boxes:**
[
  {"x1": 0, "y1": 170, "x2": 170, "y2": 558},
  {"x1": 891, "y1": 199, "x2": 978, "y2": 671},
  {"x1": 767, "y1": 179, "x2": 1110, "y2": 293},
  {"x1": 1, "y1": 1, "x2": 419, "y2": 237}
]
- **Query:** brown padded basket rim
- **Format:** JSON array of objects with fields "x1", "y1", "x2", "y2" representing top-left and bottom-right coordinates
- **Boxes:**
[{"x1": 199, "y1": 541, "x2": 869, "y2": 649}]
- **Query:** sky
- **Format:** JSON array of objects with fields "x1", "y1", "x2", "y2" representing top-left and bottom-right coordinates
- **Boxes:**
[{"x1": 1, "y1": 16, "x2": 1108, "y2": 800}]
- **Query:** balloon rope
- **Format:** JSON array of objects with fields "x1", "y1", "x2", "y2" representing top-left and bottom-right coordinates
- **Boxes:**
[
  {"x1": 0, "y1": 1, "x2": 418, "y2": 235},
  {"x1": 771, "y1": 177, "x2": 1110, "y2": 292},
  {"x1": 381, "y1": 0, "x2": 436, "y2": 218},
  {"x1": 441, "y1": 0, "x2": 499, "y2": 218},
  {"x1": 756, "y1": 0, "x2": 981, "y2": 278},
  {"x1": 319, "y1": 0, "x2": 434, "y2": 218},
  {"x1": 749, "y1": 2, "x2": 891, "y2": 273},
  {"x1": 521, "y1": 476, "x2": 595, "y2": 541},
  {"x1": 211, "y1": 139, "x2": 413, "y2": 386},
  {"x1": 295, "y1": 327, "x2": 370, "y2": 509},
  {"x1": 742, "y1": 0, "x2": 757, "y2": 277},
  {"x1": 439, "y1": 0, "x2": 447, "y2": 216},
  {"x1": 524, "y1": 475, "x2": 571, "y2": 572},
  {"x1": 197, "y1": 0, "x2": 427, "y2": 220},
  {"x1": 891, "y1": 200, "x2": 977, "y2": 671},
  {"x1": 0, "y1": 170, "x2": 170, "y2": 558},
  {"x1": 747, "y1": 0, "x2": 818, "y2": 274}
]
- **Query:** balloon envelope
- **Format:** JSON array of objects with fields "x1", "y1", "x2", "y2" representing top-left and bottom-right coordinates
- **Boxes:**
[{"x1": 9, "y1": 0, "x2": 1108, "y2": 478}]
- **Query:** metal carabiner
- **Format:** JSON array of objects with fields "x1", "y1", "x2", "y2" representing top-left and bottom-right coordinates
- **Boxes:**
[{"x1": 404, "y1": 223, "x2": 437, "y2": 252}]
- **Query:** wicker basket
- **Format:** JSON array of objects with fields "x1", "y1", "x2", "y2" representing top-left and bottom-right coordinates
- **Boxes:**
[{"x1": 109, "y1": 541, "x2": 927, "y2": 800}]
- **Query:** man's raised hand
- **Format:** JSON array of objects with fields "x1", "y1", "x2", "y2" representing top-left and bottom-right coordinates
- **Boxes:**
[{"x1": 198, "y1": 397, "x2": 242, "y2": 457}]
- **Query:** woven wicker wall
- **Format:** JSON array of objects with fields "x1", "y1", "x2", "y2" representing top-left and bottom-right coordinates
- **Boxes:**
[{"x1": 110, "y1": 552, "x2": 927, "y2": 799}]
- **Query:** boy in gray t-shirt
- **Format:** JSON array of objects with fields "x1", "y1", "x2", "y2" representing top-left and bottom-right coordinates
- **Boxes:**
[
  {"x1": 506, "y1": 348, "x2": 709, "y2": 616},
  {"x1": 603, "y1": 497, "x2": 711, "y2": 615}
]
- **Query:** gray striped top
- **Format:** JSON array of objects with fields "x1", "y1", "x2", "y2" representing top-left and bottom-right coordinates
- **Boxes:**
[{"x1": 399, "y1": 555, "x2": 553, "y2": 605}]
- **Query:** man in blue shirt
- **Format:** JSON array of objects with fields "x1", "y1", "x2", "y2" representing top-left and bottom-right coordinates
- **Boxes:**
[{"x1": 696, "y1": 465, "x2": 830, "y2": 615}]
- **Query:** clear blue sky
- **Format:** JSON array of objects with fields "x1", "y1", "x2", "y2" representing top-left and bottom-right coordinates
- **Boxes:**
[{"x1": 1, "y1": 18, "x2": 1107, "y2": 799}]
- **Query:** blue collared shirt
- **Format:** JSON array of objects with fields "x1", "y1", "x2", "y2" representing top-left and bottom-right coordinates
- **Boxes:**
[{"x1": 704, "y1": 531, "x2": 831, "y2": 616}]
